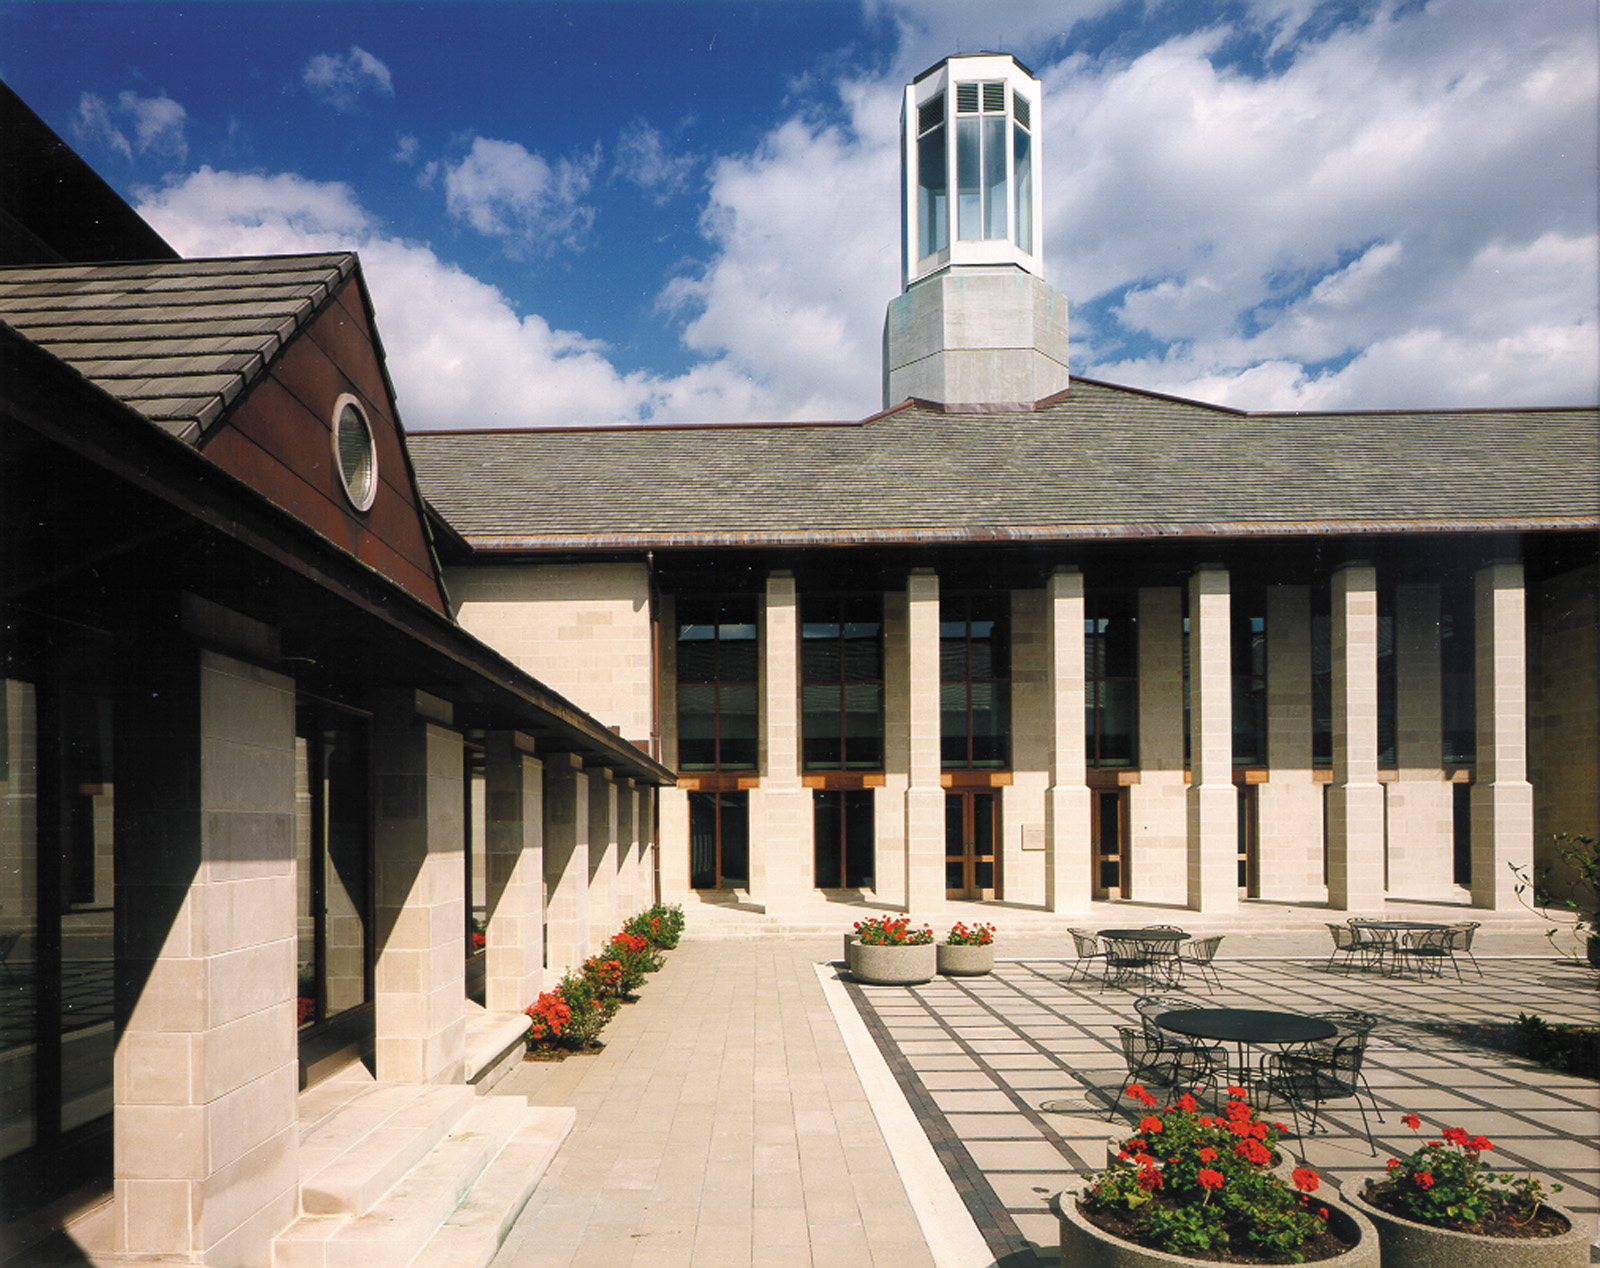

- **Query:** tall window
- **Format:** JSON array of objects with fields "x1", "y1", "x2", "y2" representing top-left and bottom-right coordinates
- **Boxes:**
[
  {"x1": 295, "y1": 705, "x2": 372, "y2": 1028},
  {"x1": 1232, "y1": 600, "x2": 1266, "y2": 766},
  {"x1": 1086, "y1": 593, "x2": 1137, "y2": 767},
  {"x1": 956, "y1": 80, "x2": 1011, "y2": 241},
  {"x1": 802, "y1": 594, "x2": 883, "y2": 770},
  {"x1": 1440, "y1": 583, "x2": 1475, "y2": 763},
  {"x1": 814, "y1": 790, "x2": 874, "y2": 889},
  {"x1": 688, "y1": 791, "x2": 749, "y2": 891},
  {"x1": 916, "y1": 91, "x2": 947, "y2": 259},
  {"x1": 676, "y1": 596, "x2": 757, "y2": 772},
  {"x1": 1310, "y1": 588, "x2": 1397, "y2": 765},
  {"x1": 941, "y1": 592, "x2": 1009, "y2": 768}
]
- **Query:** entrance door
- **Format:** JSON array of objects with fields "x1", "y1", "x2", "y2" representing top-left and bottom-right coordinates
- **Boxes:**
[
  {"x1": 945, "y1": 791, "x2": 998, "y2": 899},
  {"x1": 1092, "y1": 789, "x2": 1126, "y2": 899}
]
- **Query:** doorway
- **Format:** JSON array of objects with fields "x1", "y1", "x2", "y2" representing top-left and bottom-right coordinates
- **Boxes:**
[
  {"x1": 1092, "y1": 789, "x2": 1126, "y2": 899},
  {"x1": 944, "y1": 791, "x2": 999, "y2": 899}
]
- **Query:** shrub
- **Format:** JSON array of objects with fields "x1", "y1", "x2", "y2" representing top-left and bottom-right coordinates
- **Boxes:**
[
  {"x1": 624, "y1": 903, "x2": 685, "y2": 950},
  {"x1": 525, "y1": 989, "x2": 573, "y2": 1049},
  {"x1": 553, "y1": 968, "x2": 615, "y2": 1048},
  {"x1": 1379, "y1": 1113, "x2": 1560, "y2": 1230}
]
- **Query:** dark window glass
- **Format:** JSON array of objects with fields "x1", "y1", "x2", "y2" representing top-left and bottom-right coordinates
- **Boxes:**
[
  {"x1": 1232, "y1": 604, "x2": 1266, "y2": 767},
  {"x1": 1440, "y1": 591, "x2": 1475, "y2": 763},
  {"x1": 1086, "y1": 592, "x2": 1138, "y2": 768},
  {"x1": 814, "y1": 790, "x2": 875, "y2": 888},
  {"x1": 801, "y1": 594, "x2": 883, "y2": 771},
  {"x1": 941, "y1": 593, "x2": 1010, "y2": 769},
  {"x1": 688, "y1": 791, "x2": 749, "y2": 890},
  {"x1": 676, "y1": 596, "x2": 758, "y2": 772}
]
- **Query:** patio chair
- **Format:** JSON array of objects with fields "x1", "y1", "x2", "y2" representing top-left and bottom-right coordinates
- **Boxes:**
[
  {"x1": 1105, "y1": 1025, "x2": 1221, "y2": 1120},
  {"x1": 1447, "y1": 922, "x2": 1484, "y2": 976},
  {"x1": 1397, "y1": 927, "x2": 1461, "y2": 980},
  {"x1": 1263, "y1": 1031, "x2": 1379, "y2": 1155},
  {"x1": 1134, "y1": 994, "x2": 1229, "y2": 1078},
  {"x1": 1064, "y1": 929, "x2": 1107, "y2": 984},
  {"x1": 1324, "y1": 922, "x2": 1379, "y2": 973},
  {"x1": 1175, "y1": 935, "x2": 1224, "y2": 992}
]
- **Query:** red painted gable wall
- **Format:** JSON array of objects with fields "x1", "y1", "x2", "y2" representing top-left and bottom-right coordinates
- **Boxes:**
[{"x1": 198, "y1": 275, "x2": 449, "y2": 614}]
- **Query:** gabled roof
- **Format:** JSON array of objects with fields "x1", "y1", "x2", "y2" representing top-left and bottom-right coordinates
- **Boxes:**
[
  {"x1": 0, "y1": 254, "x2": 358, "y2": 443},
  {"x1": 408, "y1": 379, "x2": 1600, "y2": 551}
]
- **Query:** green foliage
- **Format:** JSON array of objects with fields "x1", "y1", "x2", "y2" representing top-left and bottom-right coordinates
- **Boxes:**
[
  {"x1": 853, "y1": 915, "x2": 934, "y2": 945},
  {"x1": 624, "y1": 903, "x2": 684, "y2": 951},
  {"x1": 1384, "y1": 1113, "x2": 1559, "y2": 1230},
  {"x1": 1509, "y1": 832, "x2": 1599, "y2": 962},
  {"x1": 943, "y1": 921, "x2": 996, "y2": 946},
  {"x1": 1083, "y1": 1086, "x2": 1329, "y2": 1260}
]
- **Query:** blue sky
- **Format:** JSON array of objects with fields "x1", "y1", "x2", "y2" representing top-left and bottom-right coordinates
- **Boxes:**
[{"x1": 3, "y1": 1, "x2": 1595, "y2": 429}]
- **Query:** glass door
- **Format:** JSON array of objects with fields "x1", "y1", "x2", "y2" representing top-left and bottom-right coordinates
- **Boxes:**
[
  {"x1": 1092, "y1": 789, "x2": 1126, "y2": 899},
  {"x1": 944, "y1": 791, "x2": 998, "y2": 899}
]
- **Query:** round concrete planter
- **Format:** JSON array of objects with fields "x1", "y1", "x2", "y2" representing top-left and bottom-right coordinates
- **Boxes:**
[
  {"x1": 937, "y1": 943, "x2": 994, "y2": 976},
  {"x1": 849, "y1": 940, "x2": 936, "y2": 985},
  {"x1": 1055, "y1": 1187, "x2": 1378, "y2": 1268},
  {"x1": 1343, "y1": 1175, "x2": 1590, "y2": 1268}
]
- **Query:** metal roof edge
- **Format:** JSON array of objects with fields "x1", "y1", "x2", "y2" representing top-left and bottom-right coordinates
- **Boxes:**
[{"x1": 457, "y1": 516, "x2": 1600, "y2": 554}]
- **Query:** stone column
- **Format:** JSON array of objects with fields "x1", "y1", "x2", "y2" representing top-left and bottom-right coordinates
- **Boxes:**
[
  {"x1": 753, "y1": 570, "x2": 810, "y2": 912},
  {"x1": 113, "y1": 644, "x2": 299, "y2": 1265},
  {"x1": 1387, "y1": 584, "x2": 1455, "y2": 899},
  {"x1": 1257, "y1": 586, "x2": 1324, "y2": 900},
  {"x1": 904, "y1": 569, "x2": 946, "y2": 915},
  {"x1": 586, "y1": 766, "x2": 618, "y2": 952},
  {"x1": 1471, "y1": 562, "x2": 1534, "y2": 908},
  {"x1": 1043, "y1": 568, "x2": 1090, "y2": 911},
  {"x1": 484, "y1": 732, "x2": 543, "y2": 1013},
  {"x1": 372, "y1": 690, "x2": 465, "y2": 1085},
  {"x1": 655, "y1": 595, "x2": 689, "y2": 905},
  {"x1": 543, "y1": 753, "x2": 589, "y2": 975},
  {"x1": 1187, "y1": 566, "x2": 1238, "y2": 912},
  {"x1": 1130, "y1": 588, "x2": 1187, "y2": 903},
  {"x1": 1327, "y1": 564, "x2": 1387, "y2": 911},
  {"x1": 637, "y1": 787, "x2": 658, "y2": 907}
]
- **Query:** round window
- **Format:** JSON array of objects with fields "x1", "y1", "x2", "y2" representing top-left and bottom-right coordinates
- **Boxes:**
[{"x1": 331, "y1": 394, "x2": 377, "y2": 512}]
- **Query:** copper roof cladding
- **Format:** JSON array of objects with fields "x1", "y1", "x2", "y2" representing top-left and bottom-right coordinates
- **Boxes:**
[
  {"x1": 0, "y1": 254, "x2": 360, "y2": 443},
  {"x1": 406, "y1": 379, "x2": 1600, "y2": 551}
]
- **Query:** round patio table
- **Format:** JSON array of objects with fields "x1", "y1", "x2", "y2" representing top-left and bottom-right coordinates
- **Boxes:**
[
  {"x1": 1347, "y1": 920, "x2": 1447, "y2": 973},
  {"x1": 1097, "y1": 929, "x2": 1187, "y2": 987},
  {"x1": 1157, "y1": 1008, "x2": 1336, "y2": 1092}
]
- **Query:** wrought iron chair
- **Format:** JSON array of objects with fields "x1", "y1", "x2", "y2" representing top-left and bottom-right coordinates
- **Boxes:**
[
  {"x1": 1105, "y1": 1024, "x2": 1221, "y2": 1120},
  {"x1": 1100, "y1": 935, "x2": 1164, "y2": 989},
  {"x1": 1176, "y1": 935, "x2": 1224, "y2": 992},
  {"x1": 1134, "y1": 994, "x2": 1229, "y2": 1080},
  {"x1": 1397, "y1": 927, "x2": 1461, "y2": 980},
  {"x1": 1447, "y1": 922, "x2": 1484, "y2": 976},
  {"x1": 1328, "y1": 921, "x2": 1384, "y2": 973},
  {"x1": 1263, "y1": 1031, "x2": 1379, "y2": 1155},
  {"x1": 1064, "y1": 928, "x2": 1107, "y2": 984}
]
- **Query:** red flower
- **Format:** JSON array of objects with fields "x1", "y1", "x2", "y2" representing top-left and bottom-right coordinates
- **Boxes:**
[
  {"x1": 1137, "y1": 1165, "x2": 1163, "y2": 1191},
  {"x1": 1470, "y1": 1135, "x2": 1493, "y2": 1153},
  {"x1": 1227, "y1": 1085, "x2": 1250, "y2": 1099},
  {"x1": 1416, "y1": 1172, "x2": 1434, "y2": 1190},
  {"x1": 1197, "y1": 1147, "x2": 1217, "y2": 1163},
  {"x1": 1139, "y1": 1116, "x2": 1165, "y2": 1134},
  {"x1": 1401, "y1": 1113, "x2": 1421, "y2": 1131},
  {"x1": 1292, "y1": 1168, "x2": 1320, "y2": 1193},
  {"x1": 1175, "y1": 1093, "x2": 1198, "y2": 1113},
  {"x1": 1197, "y1": 1168, "x2": 1225, "y2": 1190},
  {"x1": 1318, "y1": 1207, "x2": 1329, "y2": 1222},
  {"x1": 1235, "y1": 1138, "x2": 1272, "y2": 1167},
  {"x1": 1386, "y1": 1158, "x2": 1402, "y2": 1171}
]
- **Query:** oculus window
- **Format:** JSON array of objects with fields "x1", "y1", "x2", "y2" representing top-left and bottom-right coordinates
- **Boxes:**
[{"x1": 331, "y1": 394, "x2": 377, "y2": 513}]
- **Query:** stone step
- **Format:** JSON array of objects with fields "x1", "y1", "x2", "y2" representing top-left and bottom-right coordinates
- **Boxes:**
[
  {"x1": 273, "y1": 1097, "x2": 532, "y2": 1268},
  {"x1": 408, "y1": 1106, "x2": 575, "y2": 1268},
  {"x1": 463, "y1": 1006, "x2": 532, "y2": 1095},
  {"x1": 302, "y1": 1083, "x2": 479, "y2": 1215}
]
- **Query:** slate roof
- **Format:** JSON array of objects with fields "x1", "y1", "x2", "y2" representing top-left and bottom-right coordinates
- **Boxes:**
[
  {"x1": 408, "y1": 381, "x2": 1600, "y2": 550},
  {"x1": 0, "y1": 254, "x2": 356, "y2": 443}
]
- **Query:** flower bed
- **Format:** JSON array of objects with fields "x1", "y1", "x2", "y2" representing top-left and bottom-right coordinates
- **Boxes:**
[{"x1": 525, "y1": 903, "x2": 683, "y2": 1059}]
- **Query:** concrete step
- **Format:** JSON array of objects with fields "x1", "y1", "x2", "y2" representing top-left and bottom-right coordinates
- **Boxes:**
[
  {"x1": 274, "y1": 1097, "x2": 534, "y2": 1268},
  {"x1": 408, "y1": 1106, "x2": 575, "y2": 1268},
  {"x1": 463, "y1": 1005, "x2": 532, "y2": 1095},
  {"x1": 302, "y1": 1083, "x2": 479, "y2": 1215}
]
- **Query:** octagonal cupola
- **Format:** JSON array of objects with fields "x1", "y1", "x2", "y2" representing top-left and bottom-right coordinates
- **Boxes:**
[{"x1": 885, "y1": 53, "x2": 1069, "y2": 410}]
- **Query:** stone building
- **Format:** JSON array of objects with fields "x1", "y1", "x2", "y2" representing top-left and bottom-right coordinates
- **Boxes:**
[{"x1": 408, "y1": 53, "x2": 1598, "y2": 923}]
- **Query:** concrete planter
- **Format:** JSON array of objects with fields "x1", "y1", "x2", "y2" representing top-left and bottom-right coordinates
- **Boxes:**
[
  {"x1": 937, "y1": 943, "x2": 994, "y2": 976},
  {"x1": 1055, "y1": 1187, "x2": 1378, "y2": 1268},
  {"x1": 1344, "y1": 1175, "x2": 1590, "y2": 1268},
  {"x1": 848, "y1": 940, "x2": 936, "y2": 985}
]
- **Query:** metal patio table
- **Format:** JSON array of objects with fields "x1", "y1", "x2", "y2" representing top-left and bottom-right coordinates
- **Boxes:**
[
  {"x1": 1348, "y1": 919, "x2": 1448, "y2": 975},
  {"x1": 1097, "y1": 928, "x2": 1187, "y2": 989},
  {"x1": 1156, "y1": 1007, "x2": 1337, "y2": 1094}
]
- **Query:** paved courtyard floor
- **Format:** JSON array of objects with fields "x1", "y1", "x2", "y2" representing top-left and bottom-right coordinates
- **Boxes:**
[{"x1": 493, "y1": 922, "x2": 1599, "y2": 1267}]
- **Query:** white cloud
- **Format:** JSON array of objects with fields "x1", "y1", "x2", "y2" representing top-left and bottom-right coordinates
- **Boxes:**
[
  {"x1": 612, "y1": 120, "x2": 698, "y2": 202},
  {"x1": 74, "y1": 90, "x2": 188, "y2": 163},
  {"x1": 135, "y1": 167, "x2": 812, "y2": 427},
  {"x1": 303, "y1": 45, "x2": 394, "y2": 112},
  {"x1": 442, "y1": 137, "x2": 601, "y2": 257},
  {"x1": 394, "y1": 134, "x2": 421, "y2": 165}
]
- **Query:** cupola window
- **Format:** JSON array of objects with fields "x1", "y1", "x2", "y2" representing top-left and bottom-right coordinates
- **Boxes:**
[{"x1": 331, "y1": 393, "x2": 377, "y2": 512}]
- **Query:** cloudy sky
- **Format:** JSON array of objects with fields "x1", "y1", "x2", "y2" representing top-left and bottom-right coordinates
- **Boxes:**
[{"x1": 4, "y1": 1, "x2": 1596, "y2": 429}]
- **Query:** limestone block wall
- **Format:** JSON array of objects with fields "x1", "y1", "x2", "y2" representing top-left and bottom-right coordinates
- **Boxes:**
[
  {"x1": 1007, "y1": 587, "x2": 1050, "y2": 904},
  {"x1": 875, "y1": 585, "x2": 911, "y2": 908},
  {"x1": 1131, "y1": 587, "x2": 1187, "y2": 903},
  {"x1": 450, "y1": 562, "x2": 655, "y2": 745},
  {"x1": 113, "y1": 648, "x2": 299, "y2": 1266},
  {"x1": 1257, "y1": 585, "x2": 1325, "y2": 901}
]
